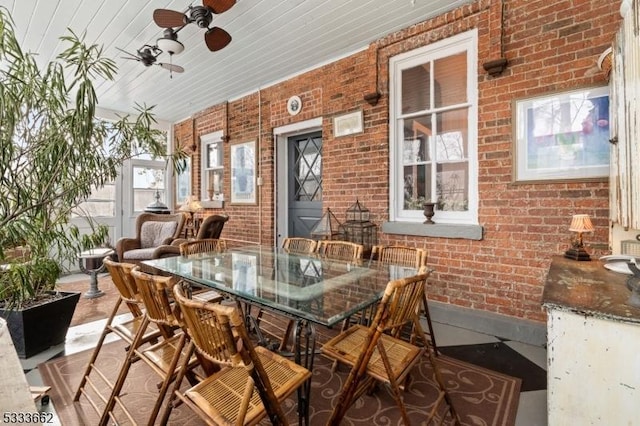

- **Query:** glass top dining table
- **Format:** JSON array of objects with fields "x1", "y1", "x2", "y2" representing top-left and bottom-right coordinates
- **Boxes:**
[
  {"x1": 144, "y1": 244, "x2": 418, "y2": 328},
  {"x1": 144, "y1": 244, "x2": 419, "y2": 425}
]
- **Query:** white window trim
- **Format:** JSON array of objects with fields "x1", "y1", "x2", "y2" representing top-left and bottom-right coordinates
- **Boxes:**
[
  {"x1": 200, "y1": 130, "x2": 225, "y2": 208},
  {"x1": 389, "y1": 29, "x2": 479, "y2": 226}
]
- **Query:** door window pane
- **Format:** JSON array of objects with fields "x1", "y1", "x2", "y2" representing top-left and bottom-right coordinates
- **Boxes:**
[
  {"x1": 294, "y1": 136, "x2": 322, "y2": 202},
  {"x1": 133, "y1": 166, "x2": 165, "y2": 212}
]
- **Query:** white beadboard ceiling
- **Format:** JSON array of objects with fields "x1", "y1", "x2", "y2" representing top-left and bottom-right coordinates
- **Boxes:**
[{"x1": 0, "y1": 0, "x2": 472, "y2": 122}]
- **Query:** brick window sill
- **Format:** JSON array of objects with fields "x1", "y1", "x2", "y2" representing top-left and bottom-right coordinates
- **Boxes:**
[{"x1": 382, "y1": 221, "x2": 483, "y2": 240}]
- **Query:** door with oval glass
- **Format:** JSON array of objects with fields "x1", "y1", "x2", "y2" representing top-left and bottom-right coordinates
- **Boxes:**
[{"x1": 288, "y1": 131, "x2": 322, "y2": 238}]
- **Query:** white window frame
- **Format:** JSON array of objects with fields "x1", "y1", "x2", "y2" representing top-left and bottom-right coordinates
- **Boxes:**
[
  {"x1": 200, "y1": 130, "x2": 225, "y2": 207},
  {"x1": 389, "y1": 29, "x2": 478, "y2": 225}
]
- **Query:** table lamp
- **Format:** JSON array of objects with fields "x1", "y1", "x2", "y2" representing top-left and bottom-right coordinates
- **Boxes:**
[
  {"x1": 564, "y1": 214, "x2": 594, "y2": 261},
  {"x1": 179, "y1": 196, "x2": 203, "y2": 223}
]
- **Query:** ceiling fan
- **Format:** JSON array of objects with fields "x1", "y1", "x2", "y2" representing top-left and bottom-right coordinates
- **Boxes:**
[
  {"x1": 117, "y1": 45, "x2": 185, "y2": 76},
  {"x1": 153, "y1": 0, "x2": 235, "y2": 52}
]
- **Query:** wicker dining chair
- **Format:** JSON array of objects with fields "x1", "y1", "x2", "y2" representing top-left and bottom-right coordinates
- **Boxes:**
[
  {"x1": 179, "y1": 238, "x2": 227, "y2": 256},
  {"x1": 250, "y1": 237, "x2": 318, "y2": 351},
  {"x1": 98, "y1": 268, "x2": 201, "y2": 426},
  {"x1": 73, "y1": 258, "x2": 165, "y2": 411},
  {"x1": 160, "y1": 284, "x2": 312, "y2": 425},
  {"x1": 371, "y1": 245, "x2": 438, "y2": 354},
  {"x1": 282, "y1": 237, "x2": 317, "y2": 254},
  {"x1": 178, "y1": 238, "x2": 227, "y2": 303},
  {"x1": 321, "y1": 271, "x2": 459, "y2": 425},
  {"x1": 316, "y1": 240, "x2": 363, "y2": 261}
]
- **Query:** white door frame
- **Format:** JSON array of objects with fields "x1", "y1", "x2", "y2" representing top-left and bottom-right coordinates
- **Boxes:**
[{"x1": 273, "y1": 117, "x2": 322, "y2": 248}]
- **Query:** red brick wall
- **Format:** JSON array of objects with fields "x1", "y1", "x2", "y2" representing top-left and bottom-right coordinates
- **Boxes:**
[{"x1": 174, "y1": 0, "x2": 620, "y2": 324}]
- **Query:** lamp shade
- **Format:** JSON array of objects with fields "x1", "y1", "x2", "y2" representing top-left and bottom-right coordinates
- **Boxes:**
[
  {"x1": 569, "y1": 214, "x2": 594, "y2": 232},
  {"x1": 157, "y1": 37, "x2": 184, "y2": 55},
  {"x1": 179, "y1": 196, "x2": 202, "y2": 213}
]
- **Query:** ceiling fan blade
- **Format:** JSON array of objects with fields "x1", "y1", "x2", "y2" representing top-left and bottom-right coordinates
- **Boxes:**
[
  {"x1": 153, "y1": 9, "x2": 186, "y2": 28},
  {"x1": 121, "y1": 56, "x2": 142, "y2": 62},
  {"x1": 116, "y1": 47, "x2": 139, "y2": 59},
  {"x1": 203, "y1": 0, "x2": 236, "y2": 14},
  {"x1": 159, "y1": 63, "x2": 185, "y2": 73},
  {"x1": 204, "y1": 27, "x2": 232, "y2": 51}
]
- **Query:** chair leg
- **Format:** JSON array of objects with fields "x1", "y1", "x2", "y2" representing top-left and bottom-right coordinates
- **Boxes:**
[
  {"x1": 73, "y1": 297, "x2": 123, "y2": 402},
  {"x1": 427, "y1": 350, "x2": 460, "y2": 425},
  {"x1": 423, "y1": 294, "x2": 438, "y2": 354},
  {"x1": 98, "y1": 316, "x2": 150, "y2": 426},
  {"x1": 159, "y1": 341, "x2": 196, "y2": 425},
  {"x1": 146, "y1": 333, "x2": 187, "y2": 426}
]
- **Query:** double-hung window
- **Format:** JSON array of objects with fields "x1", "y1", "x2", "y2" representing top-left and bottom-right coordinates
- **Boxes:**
[{"x1": 389, "y1": 29, "x2": 478, "y2": 227}]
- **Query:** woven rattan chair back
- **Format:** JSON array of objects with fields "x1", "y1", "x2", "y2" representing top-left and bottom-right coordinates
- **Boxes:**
[
  {"x1": 130, "y1": 268, "x2": 180, "y2": 328},
  {"x1": 163, "y1": 284, "x2": 312, "y2": 425},
  {"x1": 179, "y1": 238, "x2": 227, "y2": 256},
  {"x1": 316, "y1": 240, "x2": 363, "y2": 261},
  {"x1": 103, "y1": 257, "x2": 143, "y2": 315},
  {"x1": 282, "y1": 237, "x2": 317, "y2": 254},
  {"x1": 372, "y1": 245, "x2": 427, "y2": 269}
]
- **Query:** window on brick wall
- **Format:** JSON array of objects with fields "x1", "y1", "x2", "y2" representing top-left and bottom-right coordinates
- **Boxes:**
[
  {"x1": 389, "y1": 29, "x2": 478, "y2": 225},
  {"x1": 201, "y1": 131, "x2": 224, "y2": 205}
]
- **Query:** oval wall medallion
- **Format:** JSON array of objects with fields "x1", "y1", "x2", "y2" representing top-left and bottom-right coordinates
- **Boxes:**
[{"x1": 287, "y1": 95, "x2": 302, "y2": 116}]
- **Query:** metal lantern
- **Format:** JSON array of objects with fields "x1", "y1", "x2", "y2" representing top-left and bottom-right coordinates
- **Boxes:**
[
  {"x1": 344, "y1": 200, "x2": 377, "y2": 256},
  {"x1": 310, "y1": 208, "x2": 346, "y2": 240},
  {"x1": 346, "y1": 199, "x2": 370, "y2": 223}
]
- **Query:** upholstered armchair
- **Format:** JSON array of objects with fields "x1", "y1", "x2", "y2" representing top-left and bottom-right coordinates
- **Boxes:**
[
  {"x1": 115, "y1": 212, "x2": 186, "y2": 264},
  {"x1": 152, "y1": 214, "x2": 229, "y2": 259}
]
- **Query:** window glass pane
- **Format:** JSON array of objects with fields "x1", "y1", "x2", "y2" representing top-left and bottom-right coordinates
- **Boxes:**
[
  {"x1": 207, "y1": 143, "x2": 222, "y2": 169},
  {"x1": 403, "y1": 164, "x2": 432, "y2": 209},
  {"x1": 436, "y1": 162, "x2": 468, "y2": 211},
  {"x1": 294, "y1": 137, "x2": 322, "y2": 202},
  {"x1": 401, "y1": 64, "x2": 430, "y2": 114},
  {"x1": 434, "y1": 53, "x2": 466, "y2": 107},
  {"x1": 435, "y1": 109, "x2": 468, "y2": 160},
  {"x1": 402, "y1": 115, "x2": 432, "y2": 163},
  {"x1": 133, "y1": 167, "x2": 165, "y2": 190},
  {"x1": 133, "y1": 166, "x2": 165, "y2": 212},
  {"x1": 72, "y1": 183, "x2": 115, "y2": 217}
]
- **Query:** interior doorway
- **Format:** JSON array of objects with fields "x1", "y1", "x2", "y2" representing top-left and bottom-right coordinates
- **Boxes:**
[
  {"x1": 287, "y1": 131, "x2": 323, "y2": 238},
  {"x1": 274, "y1": 118, "x2": 323, "y2": 248}
]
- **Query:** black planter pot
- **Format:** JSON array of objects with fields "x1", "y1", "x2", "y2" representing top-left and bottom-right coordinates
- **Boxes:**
[{"x1": 0, "y1": 291, "x2": 80, "y2": 358}]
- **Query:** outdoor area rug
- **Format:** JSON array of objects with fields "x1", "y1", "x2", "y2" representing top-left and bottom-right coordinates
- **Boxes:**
[
  {"x1": 56, "y1": 276, "x2": 130, "y2": 327},
  {"x1": 39, "y1": 339, "x2": 521, "y2": 425}
]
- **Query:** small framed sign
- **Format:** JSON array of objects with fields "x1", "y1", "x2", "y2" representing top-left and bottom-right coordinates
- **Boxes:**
[{"x1": 334, "y1": 110, "x2": 364, "y2": 137}]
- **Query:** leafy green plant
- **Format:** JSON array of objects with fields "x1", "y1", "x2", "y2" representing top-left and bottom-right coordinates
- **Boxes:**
[{"x1": 0, "y1": 7, "x2": 186, "y2": 309}]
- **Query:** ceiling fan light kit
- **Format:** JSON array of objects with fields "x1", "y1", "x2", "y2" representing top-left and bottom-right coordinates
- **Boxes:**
[
  {"x1": 157, "y1": 29, "x2": 185, "y2": 55},
  {"x1": 118, "y1": 0, "x2": 234, "y2": 76},
  {"x1": 153, "y1": 0, "x2": 236, "y2": 52}
]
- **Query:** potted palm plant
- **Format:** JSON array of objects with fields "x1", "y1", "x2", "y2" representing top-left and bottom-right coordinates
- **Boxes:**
[{"x1": 0, "y1": 7, "x2": 186, "y2": 358}]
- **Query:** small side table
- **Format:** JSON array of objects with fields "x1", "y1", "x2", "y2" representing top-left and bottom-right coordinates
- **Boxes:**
[{"x1": 78, "y1": 248, "x2": 114, "y2": 299}]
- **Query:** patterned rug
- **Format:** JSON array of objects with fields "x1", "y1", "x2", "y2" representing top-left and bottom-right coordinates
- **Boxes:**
[{"x1": 39, "y1": 339, "x2": 520, "y2": 425}]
